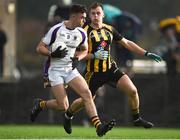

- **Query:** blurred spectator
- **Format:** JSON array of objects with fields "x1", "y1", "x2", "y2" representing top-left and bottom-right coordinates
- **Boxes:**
[
  {"x1": 0, "y1": 21, "x2": 7, "y2": 78},
  {"x1": 158, "y1": 17, "x2": 180, "y2": 76},
  {"x1": 44, "y1": 4, "x2": 71, "y2": 34},
  {"x1": 103, "y1": 4, "x2": 121, "y2": 24},
  {"x1": 113, "y1": 11, "x2": 142, "y2": 77}
]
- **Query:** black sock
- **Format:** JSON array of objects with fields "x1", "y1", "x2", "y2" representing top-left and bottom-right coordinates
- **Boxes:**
[
  {"x1": 65, "y1": 108, "x2": 73, "y2": 118},
  {"x1": 133, "y1": 113, "x2": 140, "y2": 121}
]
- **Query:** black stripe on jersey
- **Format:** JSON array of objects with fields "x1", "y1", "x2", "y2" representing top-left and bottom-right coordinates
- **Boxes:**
[
  {"x1": 102, "y1": 26, "x2": 113, "y2": 35},
  {"x1": 99, "y1": 60, "x2": 103, "y2": 72},
  {"x1": 90, "y1": 60, "x2": 94, "y2": 72},
  {"x1": 107, "y1": 58, "x2": 110, "y2": 70},
  {"x1": 89, "y1": 31, "x2": 98, "y2": 52}
]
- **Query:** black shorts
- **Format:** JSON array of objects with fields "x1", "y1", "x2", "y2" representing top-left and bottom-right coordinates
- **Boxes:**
[{"x1": 84, "y1": 64, "x2": 125, "y2": 95}]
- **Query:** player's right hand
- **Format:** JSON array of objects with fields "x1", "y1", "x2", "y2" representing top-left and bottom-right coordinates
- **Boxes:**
[
  {"x1": 94, "y1": 50, "x2": 109, "y2": 60},
  {"x1": 70, "y1": 57, "x2": 79, "y2": 70},
  {"x1": 51, "y1": 46, "x2": 68, "y2": 58}
]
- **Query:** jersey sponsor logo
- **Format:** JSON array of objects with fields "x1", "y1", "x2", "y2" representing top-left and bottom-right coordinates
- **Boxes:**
[
  {"x1": 101, "y1": 41, "x2": 107, "y2": 47},
  {"x1": 97, "y1": 41, "x2": 107, "y2": 50},
  {"x1": 59, "y1": 33, "x2": 66, "y2": 37},
  {"x1": 66, "y1": 45, "x2": 76, "y2": 48}
]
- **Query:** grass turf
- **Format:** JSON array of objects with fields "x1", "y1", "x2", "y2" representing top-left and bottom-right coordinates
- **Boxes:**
[{"x1": 0, "y1": 125, "x2": 180, "y2": 139}]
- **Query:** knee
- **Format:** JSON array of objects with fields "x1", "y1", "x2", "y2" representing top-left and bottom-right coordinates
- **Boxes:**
[
  {"x1": 81, "y1": 89, "x2": 93, "y2": 102},
  {"x1": 57, "y1": 101, "x2": 69, "y2": 111},
  {"x1": 129, "y1": 87, "x2": 138, "y2": 97}
]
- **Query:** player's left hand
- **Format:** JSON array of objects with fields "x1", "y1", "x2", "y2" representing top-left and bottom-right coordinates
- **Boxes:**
[
  {"x1": 71, "y1": 57, "x2": 79, "y2": 70},
  {"x1": 145, "y1": 51, "x2": 162, "y2": 62}
]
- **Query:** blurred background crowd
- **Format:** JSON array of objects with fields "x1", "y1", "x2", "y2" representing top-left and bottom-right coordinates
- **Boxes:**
[{"x1": 0, "y1": 0, "x2": 180, "y2": 127}]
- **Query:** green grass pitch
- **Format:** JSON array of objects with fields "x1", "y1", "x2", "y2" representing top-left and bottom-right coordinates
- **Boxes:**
[{"x1": 0, "y1": 125, "x2": 180, "y2": 139}]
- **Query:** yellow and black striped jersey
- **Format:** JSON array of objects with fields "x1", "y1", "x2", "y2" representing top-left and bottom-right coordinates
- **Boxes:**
[{"x1": 83, "y1": 23, "x2": 123, "y2": 72}]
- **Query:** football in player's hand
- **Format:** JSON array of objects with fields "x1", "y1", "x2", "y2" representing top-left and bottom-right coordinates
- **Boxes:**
[
  {"x1": 51, "y1": 41, "x2": 68, "y2": 58},
  {"x1": 51, "y1": 41, "x2": 67, "y2": 53}
]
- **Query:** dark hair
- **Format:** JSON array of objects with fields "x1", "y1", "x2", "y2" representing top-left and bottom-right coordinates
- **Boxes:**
[
  {"x1": 70, "y1": 4, "x2": 87, "y2": 15},
  {"x1": 89, "y1": 2, "x2": 103, "y2": 10}
]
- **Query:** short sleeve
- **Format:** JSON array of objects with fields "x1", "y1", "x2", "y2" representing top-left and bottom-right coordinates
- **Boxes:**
[
  {"x1": 112, "y1": 27, "x2": 123, "y2": 41},
  {"x1": 42, "y1": 23, "x2": 62, "y2": 46},
  {"x1": 42, "y1": 27, "x2": 54, "y2": 45},
  {"x1": 78, "y1": 28, "x2": 88, "y2": 49}
]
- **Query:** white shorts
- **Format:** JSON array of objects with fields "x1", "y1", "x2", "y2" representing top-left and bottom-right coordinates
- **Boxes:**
[{"x1": 48, "y1": 67, "x2": 80, "y2": 86}]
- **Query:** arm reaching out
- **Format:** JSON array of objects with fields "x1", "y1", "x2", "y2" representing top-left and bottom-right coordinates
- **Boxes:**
[{"x1": 118, "y1": 38, "x2": 162, "y2": 62}]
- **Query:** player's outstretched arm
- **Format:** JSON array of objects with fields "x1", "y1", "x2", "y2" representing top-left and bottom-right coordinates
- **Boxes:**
[{"x1": 118, "y1": 38, "x2": 162, "y2": 62}]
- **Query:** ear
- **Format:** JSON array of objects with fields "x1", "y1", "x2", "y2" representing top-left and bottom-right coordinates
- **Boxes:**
[
  {"x1": 103, "y1": 14, "x2": 105, "y2": 18},
  {"x1": 70, "y1": 13, "x2": 77, "y2": 18},
  {"x1": 102, "y1": 11, "x2": 105, "y2": 18},
  {"x1": 72, "y1": 14, "x2": 76, "y2": 18}
]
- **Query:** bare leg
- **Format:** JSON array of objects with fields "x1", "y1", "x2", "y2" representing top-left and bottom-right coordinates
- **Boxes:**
[
  {"x1": 45, "y1": 99, "x2": 59, "y2": 110},
  {"x1": 50, "y1": 84, "x2": 69, "y2": 111},
  {"x1": 116, "y1": 74, "x2": 139, "y2": 113},
  {"x1": 63, "y1": 75, "x2": 116, "y2": 136},
  {"x1": 69, "y1": 98, "x2": 84, "y2": 113},
  {"x1": 30, "y1": 84, "x2": 69, "y2": 122},
  {"x1": 68, "y1": 75, "x2": 97, "y2": 118},
  {"x1": 116, "y1": 74, "x2": 154, "y2": 128}
]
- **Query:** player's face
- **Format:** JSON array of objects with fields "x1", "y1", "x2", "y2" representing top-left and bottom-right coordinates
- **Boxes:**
[
  {"x1": 89, "y1": 6, "x2": 104, "y2": 25},
  {"x1": 75, "y1": 13, "x2": 87, "y2": 27}
]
